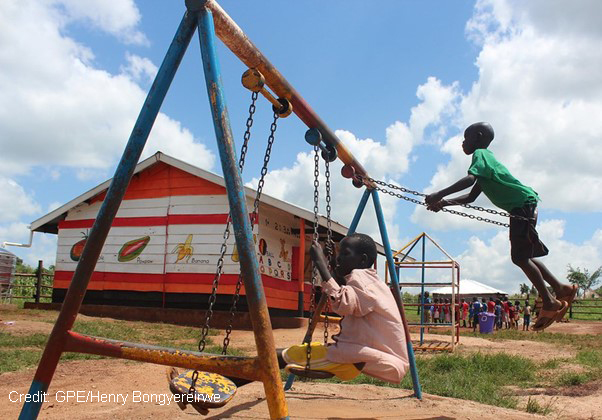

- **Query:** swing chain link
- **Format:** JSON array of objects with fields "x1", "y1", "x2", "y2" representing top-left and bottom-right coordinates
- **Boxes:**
[
  {"x1": 237, "y1": 91, "x2": 258, "y2": 172},
  {"x1": 190, "y1": 91, "x2": 258, "y2": 395},
  {"x1": 306, "y1": 145, "x2": 321, "y2": 373},
  {"x1": 222, "y1": 110, "x2": 279, "y2": 355},
  {"x1": 198, "y1": 223, "x2": 229, "y2": 354},
  {"x1": 323, "y1": 159, "x2": 333, "y2": 345},
  {"x1": 355, "y1": 175, "x2": 536, "y2": 228}
]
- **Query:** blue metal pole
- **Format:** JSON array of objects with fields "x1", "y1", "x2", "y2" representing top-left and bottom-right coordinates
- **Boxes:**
[
  {"x1": 196, "y1": 6, "x2": 288, "y2": 419},
  {"x1": 371, "y1": 189, "x2": 422, "y2": 399},
  {"x1": 420, "y1": 235, "x2": 426, "y2": 345},
  {"x1": 19, "y1": 11, "x2": 197, "y2": 420},
  {"x1": 348, "y1": 188, "x2": 372, "y2": 234}
]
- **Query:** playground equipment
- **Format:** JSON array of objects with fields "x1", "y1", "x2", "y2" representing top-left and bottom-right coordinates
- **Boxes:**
[
  {"x1": 20, "y1": 1, "x2": 421, "y2": 418},
  {"x1": 386, "y1": 233, "x2": 460, "y2": 352}
]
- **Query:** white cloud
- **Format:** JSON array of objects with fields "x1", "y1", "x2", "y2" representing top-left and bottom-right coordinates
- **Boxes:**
[
  {"x1": 410, "y1": 77, "x2": 460, "y2": 144},
  {"x1": 121, "y1": 53, "x2": 158, "y2": 85},
  {"x1": 0, "y1": 177, "x2": 41, "y2": 222},
  {"x1": 0, "y1": 0, "x2": 215, "y2": 176},
  {"x1": 456, "y1": 220, "x2": 602, "y2": 293},
  {"x1": 55, "y1": 0, "x2": 148, "y2": 45}
]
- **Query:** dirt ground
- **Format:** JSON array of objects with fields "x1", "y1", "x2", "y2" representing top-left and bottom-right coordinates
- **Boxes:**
[{"x1": 1, "y1": 311, "x2": 601, "y2": 419}]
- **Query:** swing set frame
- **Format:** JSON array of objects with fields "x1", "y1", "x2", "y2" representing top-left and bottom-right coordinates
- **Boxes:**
[{"x1": 20, "y1": 1, "x2": 421, "y2": 419}]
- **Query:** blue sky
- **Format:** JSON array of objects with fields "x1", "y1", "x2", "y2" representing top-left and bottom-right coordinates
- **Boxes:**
[{"x1": 1, "y1": 0, "x2": 601, "y2": 293}]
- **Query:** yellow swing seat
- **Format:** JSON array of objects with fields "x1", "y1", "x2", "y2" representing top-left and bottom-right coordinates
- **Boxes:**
[{"x1": 167, "y1": 368, "x2": 237, "y2": 415}]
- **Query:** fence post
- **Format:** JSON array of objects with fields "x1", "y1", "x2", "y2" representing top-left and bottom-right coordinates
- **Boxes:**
[
  {"x1": 35, "y1": 261, "x2": 43, "y2": 304},
  {"x1": 569, "y1": 302, "x2": 573, "y2": 319}
]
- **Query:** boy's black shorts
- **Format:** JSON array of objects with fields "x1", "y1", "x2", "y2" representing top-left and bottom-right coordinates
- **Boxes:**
[{"x1": 509, "y1": 203, "x2": 548, "y2": 260}]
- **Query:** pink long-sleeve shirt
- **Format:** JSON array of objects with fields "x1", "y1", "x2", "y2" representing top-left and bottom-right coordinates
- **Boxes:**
[{"x1": 322, "y1": 268, "x2": 409, "y2": 383}]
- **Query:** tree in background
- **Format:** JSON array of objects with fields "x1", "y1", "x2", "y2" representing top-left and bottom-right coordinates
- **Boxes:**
[
  {"x1": 519, "y1": 283, "x2": 530, "y2": 298},
  {"x1": 567, "y1": 265, "x2": 602, "y2": 297},
  {"x1": 529, "y1": 285, "x2": 537, "y2": 296}
]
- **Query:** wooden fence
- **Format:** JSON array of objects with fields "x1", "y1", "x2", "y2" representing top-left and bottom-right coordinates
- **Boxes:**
[
  {"x1": 0, "y1": 260, "x2": 53, "y2": 304},
  {"x1": 569, "y1": 298, "x2": 602, "y2": 321}
]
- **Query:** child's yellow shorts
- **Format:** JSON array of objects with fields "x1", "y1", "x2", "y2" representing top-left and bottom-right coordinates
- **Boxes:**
[{"x1": 282, "y1": 342, "x2": 362, "y2": 381}]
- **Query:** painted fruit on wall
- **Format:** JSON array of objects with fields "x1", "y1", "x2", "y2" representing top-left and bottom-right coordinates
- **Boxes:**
[
  {"x1": 118, "y1": 236, "x2": 151, "y2": 262},
  {"x1": 70, "y1": 232, "x2": 88, "y2": 261}
]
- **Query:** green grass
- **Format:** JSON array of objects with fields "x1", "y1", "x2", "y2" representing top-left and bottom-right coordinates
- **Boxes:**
[
  {"x1": 455, "y1": 328, "x2": 602, "y2": 350},
  {"x1": 0, "y1": 331, "x2": 48, "y2": 348},
  {"x1": 0, "y1": 316, "x2": 244, "y2": 373},
  {"x1": 555, "y1": 371, "x2": 592, "y2": 386},
  {"x1": 315, "y1": 352, "x2": 536, "y2": 410},
  {"x1": 0, "y1": 349, "x2": 46, "y2": 373},
  {"x1": 575, "y1": 349, "x2": 602, "y2": 368},
  {"x1": 71, "y1": 318, "x2": 219, "y2": 348},
  {"x1": 539, "y1": 358, "x2": 562, "y2": 370},
  {"x1": 525, "y1": 396, "x2": 555, "y2": 415}
]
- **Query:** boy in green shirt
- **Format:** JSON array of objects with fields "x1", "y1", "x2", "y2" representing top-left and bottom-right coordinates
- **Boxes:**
[{"x1": 424, "y1": 122, "x2": 577, "y2": 331}]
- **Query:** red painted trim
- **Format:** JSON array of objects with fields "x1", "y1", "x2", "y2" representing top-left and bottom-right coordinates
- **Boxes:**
[
  {"x1": 55, "y1": 270, "x2": 308, "y2": 292},
  {"x1": 64, "y1": 331, "x2": 123, "y2": 358},
  {"x1": 59, "y1": 217, "x2": 167, "y2": 229},
  {"x1": 168, "y1": 214, "x2": 229, "y2": 224},
  {"x1": 58, "y1": 214, "x2": 258, "y2": 229}
]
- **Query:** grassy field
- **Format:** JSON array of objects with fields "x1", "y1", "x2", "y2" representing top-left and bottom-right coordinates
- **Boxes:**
[
  {"x1": 0, "y1": 310, "x2": 237, "y2": 374},
  {"x1": 3, "y1": 306, "x2": 601, "y2": 415},
  {"x1": 457, "y1": 327, "x2": 602, "y2": 350}
]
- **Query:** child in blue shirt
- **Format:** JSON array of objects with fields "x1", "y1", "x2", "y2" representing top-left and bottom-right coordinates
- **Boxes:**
[{"x1": 425, "y1": 122, "x2": 577, "y2": 331}]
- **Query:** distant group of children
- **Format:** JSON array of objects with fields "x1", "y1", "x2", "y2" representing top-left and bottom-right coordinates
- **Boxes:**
[
  {"x1": 418, "y1": 293, "x2": 451, "y2": 324},
  {"x1": 419, "y1": 293, "x2": 534, "y2": 332},
  {"x1": 460, "y1": 296, "x2": 533, "y2": 331}
]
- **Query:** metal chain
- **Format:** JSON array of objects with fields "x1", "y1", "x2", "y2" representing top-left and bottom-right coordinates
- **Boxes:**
[
  {"x1": 306, "y1": 145, "x2": 321, "y2": 372},
  {"x1": 237, "y1": 91, "x2": 258, "y2": 172},
  {"x1": 222, "y1": 110, "x2": 279, "y2": 355},
  {"x1": 356, "y1": 175, "x2": 534, "y2": 228},
  {"x1": 323, "y1": 159, "x2": 333, "y2": 345},
  {"x1": 190, "y1": 91, "x2": 258, "y2": 395}
]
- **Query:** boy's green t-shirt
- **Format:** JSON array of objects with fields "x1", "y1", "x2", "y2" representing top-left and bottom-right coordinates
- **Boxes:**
[{"x1": 468, "y1": 149, "x2": 539, "y2": 212}]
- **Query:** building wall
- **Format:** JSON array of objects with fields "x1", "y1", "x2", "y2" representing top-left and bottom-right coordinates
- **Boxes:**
[{"x1": 53, "y1": 162, "x2": 310, "y2": 312}]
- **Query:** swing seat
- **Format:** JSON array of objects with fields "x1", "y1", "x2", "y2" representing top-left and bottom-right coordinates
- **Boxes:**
[
  {"x1": 167, "y1": 368, "x2": 237, "y2": 414},
  {"x1": 285, "y1": 364, "x2": 335, "y2": 379}
]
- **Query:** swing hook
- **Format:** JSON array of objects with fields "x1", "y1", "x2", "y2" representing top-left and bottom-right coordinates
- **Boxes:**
[
  {"x1": 305, "y1": 128, "x2": 337, "y2": 162},
  {"x1": 242, "y1": 68, "x2": 293, "y2": 117}
]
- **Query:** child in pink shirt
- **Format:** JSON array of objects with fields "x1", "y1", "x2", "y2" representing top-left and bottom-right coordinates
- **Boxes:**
[
  {"x1": 167, "y1": 234, "x2": 409, "y2": 415},
  {"x1": 284, "y1": 234, "x2": 409, "y2": 383}
]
